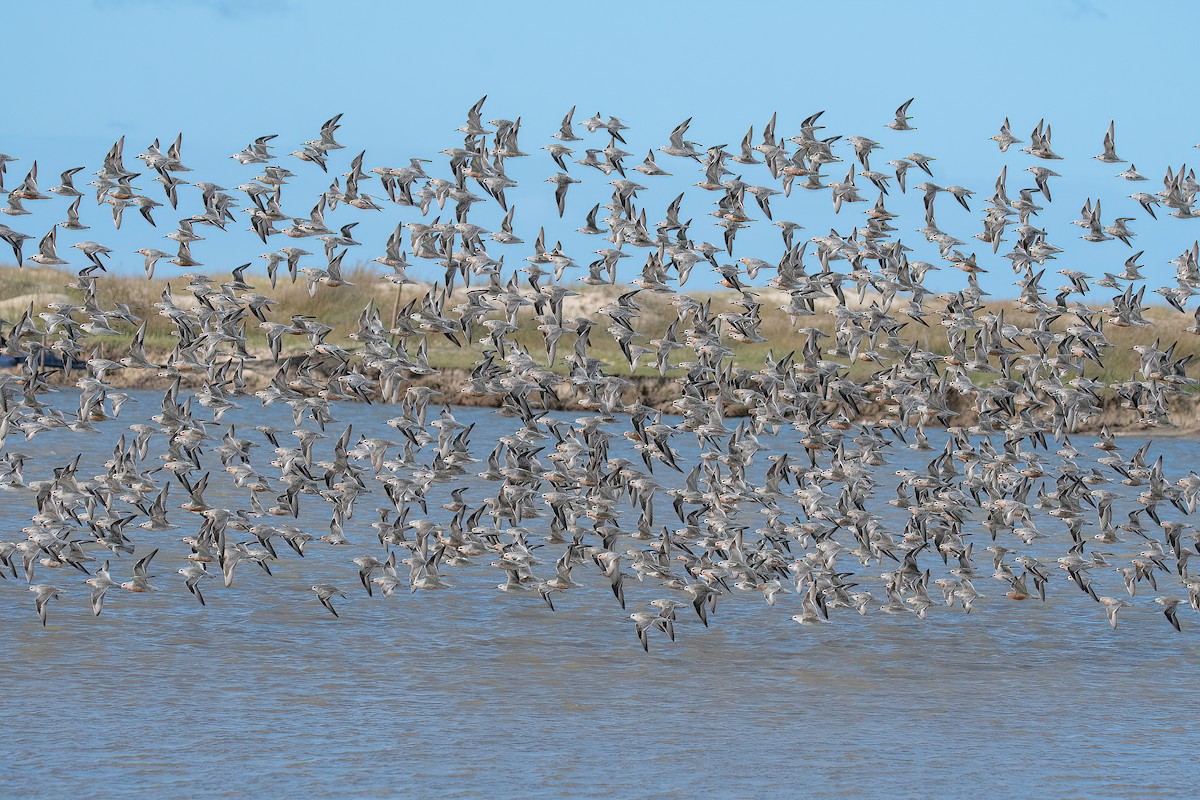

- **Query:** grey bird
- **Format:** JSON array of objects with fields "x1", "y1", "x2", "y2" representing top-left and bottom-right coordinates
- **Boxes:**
[{"x1": 311, "y1": 583, "x2": 346, "y2": 617}]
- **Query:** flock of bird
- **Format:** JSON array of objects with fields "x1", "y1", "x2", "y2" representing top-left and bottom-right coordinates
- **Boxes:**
[{"x1": 3, "y1": 97, "x2": 1200, "y2": 649}]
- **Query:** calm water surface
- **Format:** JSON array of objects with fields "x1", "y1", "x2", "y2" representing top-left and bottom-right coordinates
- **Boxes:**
[{"x1": 0, "y1": 391, "x2": 1196, "y2": 798}]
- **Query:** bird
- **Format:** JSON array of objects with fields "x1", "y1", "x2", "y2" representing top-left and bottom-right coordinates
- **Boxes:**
[
  {"x1": 120, "y1": 548, "x2": 160, "y2": 593},
  {"x1": 86, "y1": 561, "x2": 118, "y2": 616},
  {"x1": 1026, "y1": 166, "x2": 1061, "y2": 201},
  {"x1": 178, "y1": 562, "x2": 212, "y2": 605},
  {"x1": 1094, "y1": 121, "x2": 1125, "y2": 164},
  {"x1": 28, "y1": 226, "x2": 68, "y2": 266},
  {"x1": 30, "y1": 584, "x2": 63, "y2": 626},
  {"x1": 1099, "y1": 597, "x2": 1130, "y2": 629},
  {"x1": 312, "y1": 583, "x2": 346, "y2": 617},
  {"x1": 1154, "y1": 596, "x2": 1184, "y2": 631},
  {"x1": 887, "y1": 98, "x2": 916, "y2": 131},
  {"x1": 545, "y1": 173, "x2": 580, "y2": 217},
  {"x1": 0, "y1": 93, "x2": 1197, "y2": 654}
]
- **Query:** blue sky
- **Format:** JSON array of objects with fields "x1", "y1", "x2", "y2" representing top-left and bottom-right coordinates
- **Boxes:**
[{"x1": 4, "y1": 0, "x2": 1200, "y2": 298}]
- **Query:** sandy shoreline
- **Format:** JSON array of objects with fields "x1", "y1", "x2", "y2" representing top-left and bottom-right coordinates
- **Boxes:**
[{"x1": 15, "y1": 360, "x2": 1200, "y2": 437}]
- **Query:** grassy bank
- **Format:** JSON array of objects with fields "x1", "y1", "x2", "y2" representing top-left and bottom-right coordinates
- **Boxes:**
[{"x1": 0, "y1": 262, "x2": 1197, "y2": 387}]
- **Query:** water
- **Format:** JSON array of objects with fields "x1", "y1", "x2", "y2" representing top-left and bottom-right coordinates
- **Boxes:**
[{"x1": 0, "y1": 391, "x2": 1197, "y2": 798}]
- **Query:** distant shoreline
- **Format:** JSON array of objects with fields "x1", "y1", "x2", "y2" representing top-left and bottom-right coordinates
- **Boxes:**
[{"x1": 11, "y1": 360, "x2": 1200, "y2": 437}]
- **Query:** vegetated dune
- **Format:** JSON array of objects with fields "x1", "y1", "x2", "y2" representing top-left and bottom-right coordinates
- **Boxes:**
[{"x1": 3, "y1": 263, "x2": 1199, "y2": 433}]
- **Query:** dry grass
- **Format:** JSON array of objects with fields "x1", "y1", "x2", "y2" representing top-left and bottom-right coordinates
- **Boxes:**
[{"x1": 1, "y1": 262, "x2": 1197, "y2": 385}]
